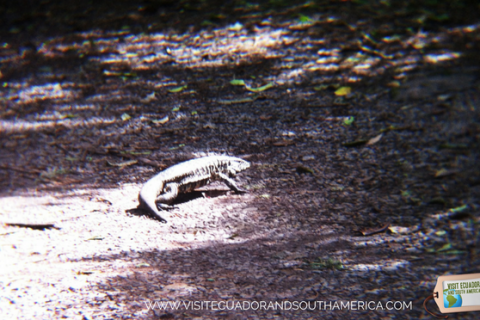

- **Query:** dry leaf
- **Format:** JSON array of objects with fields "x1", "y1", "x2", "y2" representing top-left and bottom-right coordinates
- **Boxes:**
[
  {"x1": 360, "y1": 223, "x2": 390, "y2": 236},
  {"x1": 434, "y1": 168, "x2": 457, "y2": 178},
  {"x1": 107, "y1": 159, "x2": 138, "y2": 167},
  {"x1": 366, "y1": 133, "x2": 383, "y2": 145},
  {"x1": 272, "y1": 139, "x2": 294, "y2": 146},
  {"x1": 152, "y1": 116, "x2": 169, "y2": 124}
]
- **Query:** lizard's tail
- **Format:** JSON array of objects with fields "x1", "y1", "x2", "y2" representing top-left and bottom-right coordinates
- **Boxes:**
[{"x1": 138, "y1": 184, "x2": 168, "y2": 223}]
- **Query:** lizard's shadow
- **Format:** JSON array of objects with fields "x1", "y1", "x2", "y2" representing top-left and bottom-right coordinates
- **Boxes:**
[
  {"x1": 174, "y1": 189, "x2": 230, "y2": 204},
  {"x1": 127, "y1": 190, "x2": 231, "y2": 220}
]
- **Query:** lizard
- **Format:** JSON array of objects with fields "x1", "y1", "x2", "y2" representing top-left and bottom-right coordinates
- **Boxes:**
[{"x1": 138, "y1": 155, "x2": 250, "y2": 223}]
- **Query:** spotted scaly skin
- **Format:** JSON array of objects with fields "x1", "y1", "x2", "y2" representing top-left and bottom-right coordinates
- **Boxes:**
[{"x1": 138, "y1": 156, "x2": 250, "y2": 223}]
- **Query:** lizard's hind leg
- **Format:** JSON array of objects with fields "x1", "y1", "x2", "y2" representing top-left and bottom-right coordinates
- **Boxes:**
[{"x1": 156, "y1": 183, "x2": 179, "y2": 209}]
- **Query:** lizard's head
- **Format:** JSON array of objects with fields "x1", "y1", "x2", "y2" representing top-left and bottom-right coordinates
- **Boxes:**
[{"x1": 229, "y1": 157, "x2": 250, "y2": 174}]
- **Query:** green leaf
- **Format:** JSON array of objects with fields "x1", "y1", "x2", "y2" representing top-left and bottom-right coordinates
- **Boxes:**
[
  {"x1": 168, "y1": 85, "x2": 187, "y2": 93},
  {"x1": 343, "y1": 116, "x2": 355, "y2": 125},
  {"x1": 298, "y1": 14, "x2": 313, "y2": 23},
  {"x1": 245, "y1": 82, "x2": 274, "y2": 92},
  {"x1": 230, "y1": 79, "x2": 246, "y2": 86}
]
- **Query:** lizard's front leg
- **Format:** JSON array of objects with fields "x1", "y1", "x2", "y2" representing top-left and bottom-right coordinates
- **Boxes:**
[
  {"x1": 218, "y1": 172, "x2": 247, "y2": 193},
  {"x1": 156, "y1": 182, "x2": 179, "y2": 209}
]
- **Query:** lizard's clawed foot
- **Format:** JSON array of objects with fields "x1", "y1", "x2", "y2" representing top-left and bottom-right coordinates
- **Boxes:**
[{"x1": 157, "y1": 203, "x2": 176, "y2": 210}]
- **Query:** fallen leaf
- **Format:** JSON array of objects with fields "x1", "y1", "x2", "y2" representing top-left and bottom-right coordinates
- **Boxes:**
[
  {"x1": 387, "y1": 81, "x2": 401, "y2": 87},
  {"x1": 296, "y1": 165, "x2": 314, "y2": 174},
  {"x1": 246, "y1": 82, "x2": 274, "y2": 92},
  {"x1": 448, "y1": 204, "x2": 468, "y2": 214},
  {"x1": 107, "y1": 159, "x2": 138, "y2": 167},
  {"x1": 230, "y1": 79, "x2": 246, "y2": 86},
  {"x1": 360, "y1": 223, "x2": 390, "y2": 236},
  {"x1": 136, "y1": 263, "x2": 151, "y2": 267},
  {"x1": 168, "y1": 144, "x2": 185, "y2": 150},
  {"x1": 298, "y1": 14, "x2": 313, "y2": 23},
  {"x1": 434, "y1": 168, "x2": 457, "y2": 178},
  {"x1": 388, "y1": 225, "x2": 418, "y2": 234},
  {"x1": 218, "y1": 97, "x2": 256, "y2": 104},
  {"x1": 168, "y1": 85, "x2": 187, "y2": 93},
  {"x1": 437, "y1": 243, "x2": 452, "y2": 252},
  {"x1": 366, "y1": 133, "x2": 383, "y2": 145},
  {"x1": 151, "y1": 115, "x2": 169, "y2": 124},
  {"x1": 272, "y1": 139, "x2": 294, "y2": 146},
  {"x1": 343, "y1": 116, "x2": 355, "y2": 125},
  {"x1": 440, "y1": 250, "x2": 466, "y2": 255},
  {"x1": 334, "y1": 86, "x2": 351, "y2": 96},
  {"x1": 120, "y1": 150, "x2": 152, "y2": 155}
]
